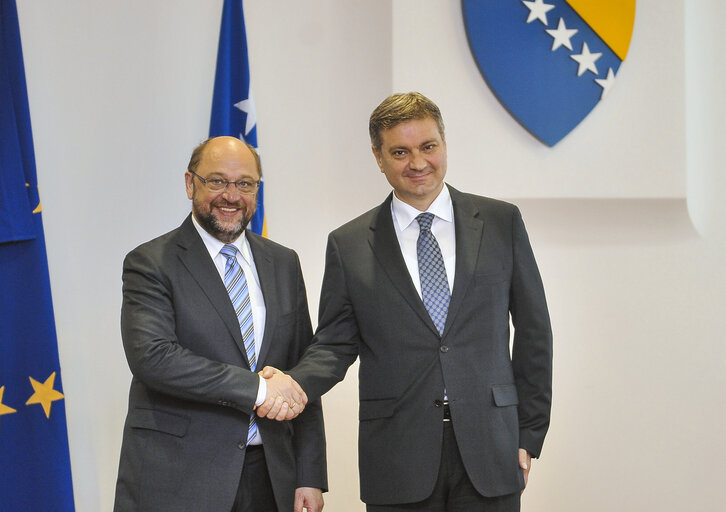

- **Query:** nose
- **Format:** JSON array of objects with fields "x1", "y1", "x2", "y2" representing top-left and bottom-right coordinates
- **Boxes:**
[
  {"x1": 221, "y1": 183, "x2": 242, "y2": 202},
  {"x1": 409, "y1": 151, "x2": 426, "y2": 171}
]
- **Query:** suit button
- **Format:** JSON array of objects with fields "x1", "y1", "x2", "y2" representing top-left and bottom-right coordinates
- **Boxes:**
[
  {"x1": 237, "y1": 442, "x2": 245, "y2": 450},
  {"x1": 440, "y1": 345, "x2": 449, "y2": 353},
  {"x1": 434, "y1": 400, "x2": 444, "y2": 407}
]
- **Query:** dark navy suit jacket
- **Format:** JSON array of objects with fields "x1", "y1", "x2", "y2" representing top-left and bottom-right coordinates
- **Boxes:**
[
  {"x1": 291, "y1": 185, "x2": 551, "y2": 505},
  {"x1": 114, "y1": 215, "x2": 326, "y2": 511}
]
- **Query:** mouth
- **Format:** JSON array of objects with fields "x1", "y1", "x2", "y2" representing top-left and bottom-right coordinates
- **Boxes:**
[
  {"x1": 403, "y1": 169, "x2": 434, "y2": 181},
  {"x1": 213, "y1": 204, "x2": 244, "y2": 218}
]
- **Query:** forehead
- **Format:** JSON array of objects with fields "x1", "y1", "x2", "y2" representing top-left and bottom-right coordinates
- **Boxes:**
[
  {"x1": 380, "y1": 117, "x2": 443, "y2": 147},
  {"x1": 199, "y1": 143, "x2": 260, "y2": 177}
]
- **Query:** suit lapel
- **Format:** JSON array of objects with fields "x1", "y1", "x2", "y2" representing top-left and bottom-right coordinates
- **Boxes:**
[
  {"x1": 175, "y1": 215, "x2": 249, "y2": 362},
  {"x1": 368, "y1": 195, "x2": 441, "y2": 337},
  {"x1": 444, "y1": 186, "x2": 484, "y2": 337},
  {"x1": 246, "y1": 232, "x2": 277, "y2": 367}
]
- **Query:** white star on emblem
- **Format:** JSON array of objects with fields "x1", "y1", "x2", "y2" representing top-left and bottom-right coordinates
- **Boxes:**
[
  {"x1": 234, "y1": 87, "x2": 257, "y2": 137},
  {"x1": 570, "y1": 42, "x2": 602, "y2": 76},
  {"x1": 522, "y1": 0, "x2": 555, "y2": 26},
  {"x1": 546, "y1": 17, "x2": 578, "y2": 51},
  {"x1": 594, "y1": 68, "x2": 616, "y2": 99}
]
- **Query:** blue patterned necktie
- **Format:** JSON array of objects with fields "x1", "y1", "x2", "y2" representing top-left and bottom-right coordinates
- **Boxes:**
[
  {"x1": 416, "y1": 213, "x2": 450, "y2": 336},
  {"x1": 220, "y1": 244, "x2": 258, "y2": 445}
]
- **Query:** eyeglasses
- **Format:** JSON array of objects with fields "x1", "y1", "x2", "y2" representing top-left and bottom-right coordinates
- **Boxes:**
[{"x1": 189, "y1": 170, "x2": 260, "y2": 195}]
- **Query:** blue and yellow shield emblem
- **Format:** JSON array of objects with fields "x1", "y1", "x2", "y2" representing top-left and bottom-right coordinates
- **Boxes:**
[{"x1": 462, "y1": 0, "x2": 635, "y2": 146}]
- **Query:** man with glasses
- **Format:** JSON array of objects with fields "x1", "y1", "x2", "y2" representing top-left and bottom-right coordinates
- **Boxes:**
[{"x1": 114, "y1": 136, "x2": 326, "y2": 512}]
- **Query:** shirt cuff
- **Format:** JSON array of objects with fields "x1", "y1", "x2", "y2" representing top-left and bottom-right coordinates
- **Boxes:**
[{"x1": 255, "y1": 375, "x2": 267, "y2": 407}]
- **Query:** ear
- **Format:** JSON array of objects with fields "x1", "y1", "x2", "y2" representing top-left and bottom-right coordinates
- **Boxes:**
[{"x1": 185, "y1": 172, "x2": 194, "y2": 200}]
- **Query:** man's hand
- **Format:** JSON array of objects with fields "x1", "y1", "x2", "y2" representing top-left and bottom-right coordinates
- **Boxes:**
[
  {"x1": 519, "y1": 448, "x2": 532, "y2": 494},
  {"x1": 256, "y1": 366, "x2": 308, "y2": 420},
  {"x1": 294, "y1": 487, "x2": 324, "y2": 512}
]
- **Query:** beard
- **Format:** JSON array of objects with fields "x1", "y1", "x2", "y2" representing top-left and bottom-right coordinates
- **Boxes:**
[{"x1": 192, "y1": 199, "x2": 250, "y2": 243}]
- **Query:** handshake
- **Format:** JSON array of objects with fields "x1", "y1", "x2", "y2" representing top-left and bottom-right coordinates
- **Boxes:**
[{"x1": 255, "y1": 366, "x2": 308, "y2": 421}]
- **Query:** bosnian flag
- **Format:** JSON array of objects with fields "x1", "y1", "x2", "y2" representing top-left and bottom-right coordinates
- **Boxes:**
[{"x1": 210, "y1": 0, "x2": 266, "y2": 236}]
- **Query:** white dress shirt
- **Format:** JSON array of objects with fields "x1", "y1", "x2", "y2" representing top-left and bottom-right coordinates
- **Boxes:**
[
  {"x1": 390, "y1": 184, "x2": 456, "y2": 297},
  {"x1": 191, "y1": 216, "x2": 268, "y2": 417},
  {"x1": 391, "y1": 185, "x2": 456, "y2": 400}
]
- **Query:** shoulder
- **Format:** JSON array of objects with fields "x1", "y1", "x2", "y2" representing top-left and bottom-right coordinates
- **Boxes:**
[
  {"x1": 246, "y1": 230, "x2": 294, "y2": 254},
  {"x1": 126, "y1": 226, "x2": 181, "y2": 259},
  {"x1": 123, "y1": 217, "x2": 194, "y2": 269},
  {"x1": 450, "y1": 186, "x2": 516, "y2": 213},
  {"x1": 449, "y1": 186, "x2": 521, "y2": 224},
  {"x1": 246, "y1": 230, "x2": 300, "y2": 265},
  {"x1": 329, "y1": 198, "x2": 390, "y2": 241}
]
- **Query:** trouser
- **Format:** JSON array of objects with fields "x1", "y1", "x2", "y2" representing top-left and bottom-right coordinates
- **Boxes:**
[
  {"x1": 367, "y1": 420, "x2": 520, "y2": 512},
  {"x1": 232, "y1": 445, "x2": 277, "y2": 512}
]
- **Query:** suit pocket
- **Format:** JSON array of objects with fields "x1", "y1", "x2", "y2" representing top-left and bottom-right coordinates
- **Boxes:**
[
  {"x1": 475, "y1": 270, "x2": 508, "y2": 285},
  {"x1": 128, "y1": 407, "x2": 190, "y2": 437},
  {"x1": 359, "y1": 397, "x2": 397, "y2": 421},
  {"x1": 492, "y1": 384, "x2": 519, "y2": 407}
]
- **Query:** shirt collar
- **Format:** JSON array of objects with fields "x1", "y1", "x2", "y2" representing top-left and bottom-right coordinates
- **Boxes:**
[
  {"x1": 191, "y1": 214, "x2": 251, "y2": 265},
  {"x1": 391, "y1": 184, "x2": 454, "y2": 231}
]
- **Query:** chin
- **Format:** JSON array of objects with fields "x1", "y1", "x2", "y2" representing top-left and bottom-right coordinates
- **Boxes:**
[
  {"x1": 196, "y1": 208, "x2": 249, "y2": 242},
  {"x1": 219, "y1": 219, "x2": 248, "y2": 237}
]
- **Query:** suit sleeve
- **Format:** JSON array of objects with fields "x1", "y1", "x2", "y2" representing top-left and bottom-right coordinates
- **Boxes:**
[
  {"x1": 121, "y1": 247, "x2": 260, "y2": 414},
  {"x1": 289, "y1": 232, "x2": 361, "y2": 401},
  {"x1": 288, "y1": 253, "x2": 328, "y2": 491},
  {"x1": 509, "y1": 206, "x2": 553, "y2": 458}
]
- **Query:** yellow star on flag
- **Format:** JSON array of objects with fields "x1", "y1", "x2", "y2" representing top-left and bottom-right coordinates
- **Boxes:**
[
  {"x1": 0, "y1": 386, "x2": 18, "y2": 416},
  {"x1": 26, "y1": 372, "x2": 65, "y2": 418}
]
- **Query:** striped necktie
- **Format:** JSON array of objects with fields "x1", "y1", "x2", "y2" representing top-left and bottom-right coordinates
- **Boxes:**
[
  {"x1": 220, "y1": 244, "x2": 258, "y2": 445},
  {"x1": 416, "y1": 213, "x2": 450, "y2": 335}
]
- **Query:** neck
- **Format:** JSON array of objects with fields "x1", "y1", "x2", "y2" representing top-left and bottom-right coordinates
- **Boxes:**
[{"x1": 394, "y1": 183, "x2": 445, "y2": 212}]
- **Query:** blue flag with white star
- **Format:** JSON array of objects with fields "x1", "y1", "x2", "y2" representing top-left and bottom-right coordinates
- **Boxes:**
[
  {"x1": 209, "y1": 0, "x2": 266, "y2": 236},
  {"x1": 0, "y1": 0, "x2": 75, "y2": 509}
]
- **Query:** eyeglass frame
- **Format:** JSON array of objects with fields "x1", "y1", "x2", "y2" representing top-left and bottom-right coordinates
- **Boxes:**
[{"x1": 188, "y1": 170, "x2": 260, "y2": 195}]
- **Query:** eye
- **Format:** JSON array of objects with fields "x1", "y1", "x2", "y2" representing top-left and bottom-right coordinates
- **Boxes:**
[
  {"x1": 392, "y1": 150, "x2": 406, "y2": 158},
  {"x1": 209, "y1": 178, "x2": 226, "y2": 186},
  {"x1": 423, "y1": 143, "x2": 436, "y2": 152},
  {"x1": 239, "y1": 180, "x2": 253, "y2": 188}
]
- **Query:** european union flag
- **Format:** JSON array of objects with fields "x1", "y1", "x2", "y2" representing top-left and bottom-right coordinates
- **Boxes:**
[
  {"x1": 210, "y1": 0, "x2": 266, "y2": 236},
  {"x1": 0, "y1": 0, "x2": 75, "y2": 509}
]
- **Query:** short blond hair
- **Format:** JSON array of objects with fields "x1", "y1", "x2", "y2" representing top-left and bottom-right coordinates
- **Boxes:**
[{"x1": 369, "y1": 92, "x2": 445, "y2": 151}]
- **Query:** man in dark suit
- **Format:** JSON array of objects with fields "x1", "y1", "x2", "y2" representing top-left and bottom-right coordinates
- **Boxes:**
[
  {"x1": 114, "y1": 136, "x2": 326, "y2": 512},
  {"x1": 264, "y1": 92, "x2": 552, "y2": 511}
]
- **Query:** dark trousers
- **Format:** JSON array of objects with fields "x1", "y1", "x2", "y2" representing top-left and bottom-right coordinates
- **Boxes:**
[
  {"x1": 367, "y1": 422, "x2": 520, "y2": 512},
  {"x1": 232, "y1": 445, "x2": 278, "y2": 512}
]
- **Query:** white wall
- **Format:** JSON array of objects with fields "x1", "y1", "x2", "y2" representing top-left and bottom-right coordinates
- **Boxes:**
[
  {"x1": 15, "y1": 1, "x2": 726, "y2": 511},
  {"x1": 392, "y1": 1, "x2": 686, "y2": 199}
]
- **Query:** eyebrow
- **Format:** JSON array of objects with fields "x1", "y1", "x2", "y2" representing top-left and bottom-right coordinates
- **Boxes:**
[
  {"x1": 205, "y1": 171, "x2": 257, "y2": 180},
  {"x1": 389, "y1": 139, "x2": 438, "y2": 150}
]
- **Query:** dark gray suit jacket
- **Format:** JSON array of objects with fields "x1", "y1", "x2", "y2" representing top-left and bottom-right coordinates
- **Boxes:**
[
  {"x1": 290, "y1": 185, "x2": 551, "y2": 505},
  {"x1": 114, "y1": 215, "x2": 326, "y2": 511}
]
